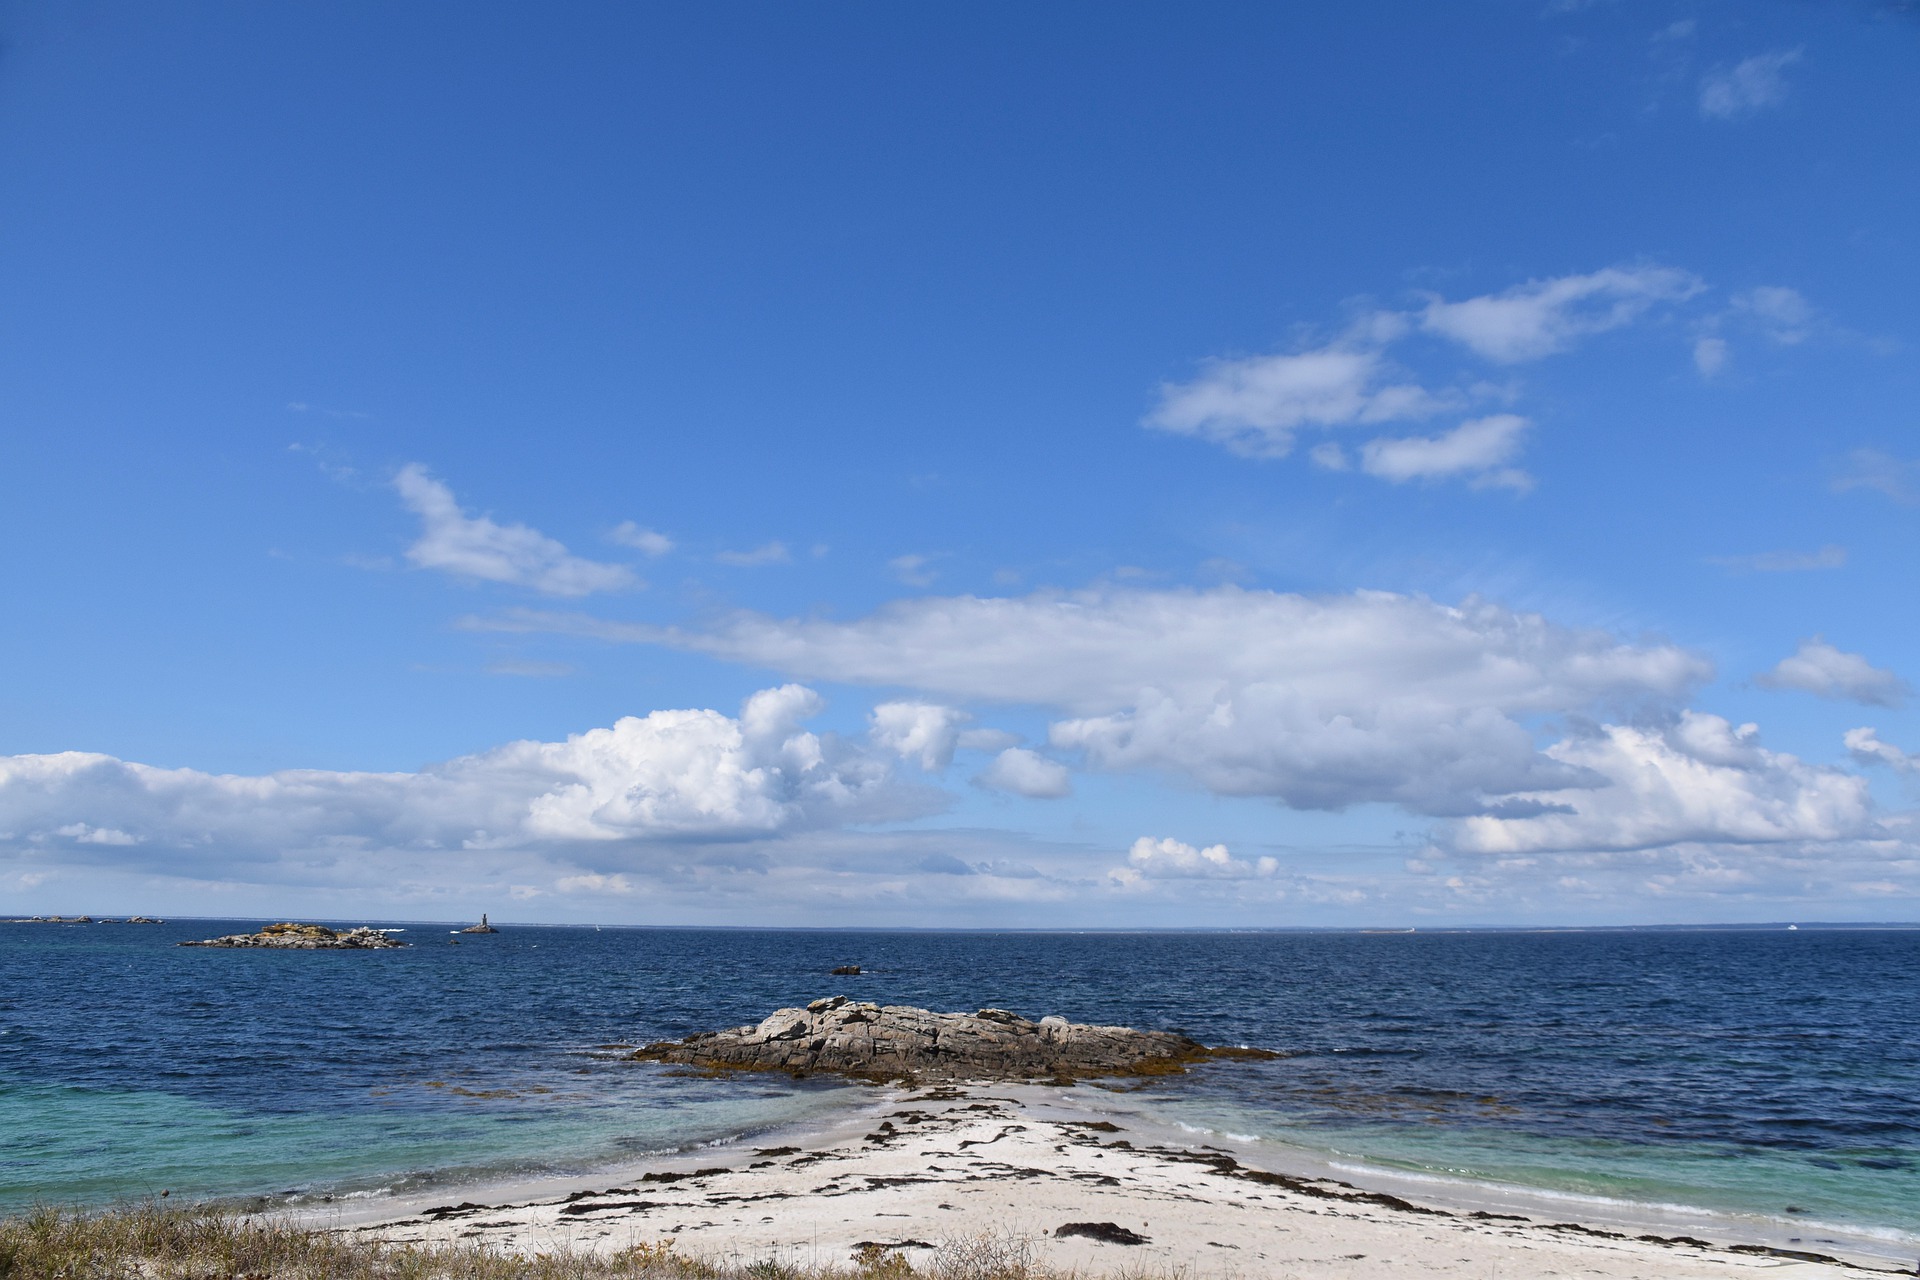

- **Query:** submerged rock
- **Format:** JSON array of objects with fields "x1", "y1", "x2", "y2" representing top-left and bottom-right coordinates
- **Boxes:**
[
  {"x1": 179, "y1": 922, "x2": 407, "y2": 950},
  {"x1": 632, "y1": 996, "x2": 1236, "y2": 1081}
]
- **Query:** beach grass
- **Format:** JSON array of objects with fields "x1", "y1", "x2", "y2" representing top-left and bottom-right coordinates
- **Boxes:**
[{"x1": 0, "y1": 1204, "x2": 1110, "y2": 1280}]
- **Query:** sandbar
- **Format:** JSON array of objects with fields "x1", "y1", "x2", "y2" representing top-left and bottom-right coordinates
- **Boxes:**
[{"x1": 323, "y1": 1083, "x2": 1910, "y2": 1277}]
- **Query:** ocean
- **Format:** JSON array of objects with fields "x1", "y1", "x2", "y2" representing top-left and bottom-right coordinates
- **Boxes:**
[{"x1": 2, "y1": 921, "x2": 1915, "y2": 1258}]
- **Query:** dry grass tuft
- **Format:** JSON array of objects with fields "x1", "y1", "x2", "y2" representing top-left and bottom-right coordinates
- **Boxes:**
[{"x1": 0, "y1": 1206, "x2": 1119, "y2": 1280}]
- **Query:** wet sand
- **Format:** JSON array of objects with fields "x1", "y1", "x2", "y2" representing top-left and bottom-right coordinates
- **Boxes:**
[{"x1": 329, "y1": 1083, "x2": 1907, "y2": 1278}]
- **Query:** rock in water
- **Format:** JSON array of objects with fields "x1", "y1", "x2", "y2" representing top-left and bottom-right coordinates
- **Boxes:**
[
  {"x1": 178, "y1": 922, "x2": 407, "y2": 949},
  {"x1": 458, "y1": 913, "x2": 500, "y2": 934},
  {"x1": 632, "y1": 996, "x2": 1226, "y2": 1081}
]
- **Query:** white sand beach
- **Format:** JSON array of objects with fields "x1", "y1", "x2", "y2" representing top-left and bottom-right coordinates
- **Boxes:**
[{"x1": 331, "y1": 1083, "x2": 1908, "y2": 1278}]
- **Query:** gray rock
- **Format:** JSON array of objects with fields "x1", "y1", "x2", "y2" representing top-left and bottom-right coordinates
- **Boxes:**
[
  {"x1": 178, "y1": 923, "x2": 407, "y2": 950},
  {"x1": 632, "y1": 996, "x2": 1225, "y2": 1081}
]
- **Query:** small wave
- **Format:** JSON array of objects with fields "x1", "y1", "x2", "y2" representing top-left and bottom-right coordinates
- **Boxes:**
[{"x1": 1317, "y1": 1158, "x2": 1920, "y2": 1247}]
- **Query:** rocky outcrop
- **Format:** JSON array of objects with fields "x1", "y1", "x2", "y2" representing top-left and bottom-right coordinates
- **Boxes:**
[
  {"x1": 179, "y1": 922, "x2": 407, "y2": 949},
  {"x1": 633, "y1": 996, "x2": 1227, "y2": 1081},
  {"x1": 458, "y1": 914, "x2": 499, "y2": 934}
]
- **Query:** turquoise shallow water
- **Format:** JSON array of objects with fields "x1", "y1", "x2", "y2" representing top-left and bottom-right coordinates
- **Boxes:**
[
  {"x1": 0, "y1": 1073, "x2": 854, "y2": 1208},
  {"x1": 2, "y1": 921, "x2": 1915, "y2": 1253}
]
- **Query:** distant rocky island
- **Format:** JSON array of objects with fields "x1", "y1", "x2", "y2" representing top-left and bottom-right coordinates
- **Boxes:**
[
  {"x1": 179, "y1": 922, "x2": 407, "y2": 949},
  {"x1": 458, "y1": 914, "x2": 499, "y2": 934},
  {"x1": 10, "y1": 915, "x2": 163, "y2": 924},
  {"x1": 634, "y1": 995, "x2": 1268, "y2": 1081}
]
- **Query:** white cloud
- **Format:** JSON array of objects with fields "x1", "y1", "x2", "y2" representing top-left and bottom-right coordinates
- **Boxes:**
[
  {"x1": 1846, "y1": 727, "x2": 1919, "y2": 774},
  {"x1": 1831, "y1": 449, "x2": 1920, "y2": 505},
  {"x1": 869, "y1": 701, "x2": 968, "y2": 771},
  {"x1": 957, "y1": 728, "x2": 1022, "y2": 752},
  {"x1": 536, "y1": 586, "x2": 1713, "y2": 816},
  {"x1": 1359, "y1": 414, "x2": 1532, "y2": 490},
  {"x1": 1147, "y1": 343, "x2": 1446, "y2": 458},
  {"x1": 486, "y1": 659, "x2": 576, "y2": 678},
  {"x1": 1453, "y1": 713, "x2": 1874, "y2": 854},
  {"x1": 976, "y1": 748, "x2": 1072, "y2": 799},
  {"x1": 1757, "y1": 638, "x2": 1909, "y2": 708},
  {"x1": 395, "y1": 464, "x2": 637, "y2": 597},
  {"x1": 1707, "y1": 546, "x2": 1846, "y2": 574},
  {"x1": 1419, "y1": 266, "x2": 1703, "y2": 363},
  {"x1": 609, "y1": 522, "x2": 674, "y2": 557},
  {"x1": 0, "y1": 687, "x2": 919, "y2": 868},
  {"x1": 715, "y1": 541, "x2": 792, "y2": 567},
  {"x1": 52, "y1": 823, "x2": 139, "y2": 846},
  {"x1": 1308, "y1": 441, "x2": 1350, "y2": 471},
  {"x1": 889, "y1": 554, "x2": 938, "y2": 587},
  {"x1": 1693, "y1": 336, "x2": 1730, "y2": 377},
  {"x1": 1695, "y1": 285, "x2": 1823, "y2": 377},
  {"x1": 1732, "y1": 286, "x2": 1815, "y2": 344},
  {"x1": 554, "y1": 872, "x2": 638, "y2": 895},
  {"x1": 1110, "y1": 836, "x2": 1277, "y2": 884},
  {"x1": 1700, "y1": 49, "x2": 1802, "y2": 120},
  {"x1": 1151, "y1": 265, "x2": 1706, "y2": 488}
]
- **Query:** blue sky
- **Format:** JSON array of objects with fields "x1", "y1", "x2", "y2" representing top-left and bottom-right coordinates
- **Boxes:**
[{"x1": 1, "y1": 0, "x2": 1916, "y2": 925}]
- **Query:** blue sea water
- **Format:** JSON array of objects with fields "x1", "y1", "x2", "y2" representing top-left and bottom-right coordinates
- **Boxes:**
[{"x1": 2, "y1": 921, "x2": 1916, "y2": 1253}]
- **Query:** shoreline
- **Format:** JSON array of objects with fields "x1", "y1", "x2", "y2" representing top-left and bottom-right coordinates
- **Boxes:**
[{"x1": 311, "y1": 1081, "x2": 1914, "y2": 1277}]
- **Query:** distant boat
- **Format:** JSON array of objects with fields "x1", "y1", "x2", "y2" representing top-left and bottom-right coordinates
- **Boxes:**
[{"x1": 1788, "y1": 924, "x2": 1799, "y2": 931}]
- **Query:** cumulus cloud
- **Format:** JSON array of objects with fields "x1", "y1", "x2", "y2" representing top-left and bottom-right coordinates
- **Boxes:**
[
  {"x1": 1151, "y1": 265, "x2": 1702, "y2": 484},
  {"x1": 527, "y1": 586, "x2": 1714, "y2": 816},
  {"x1": 1453, "y1": 713, "x2": 1874, "y2": 854},
  {"x1": 869, "y1": 701, "x2": 968, "y2": 771},
  {"x1": 976, "y1": 748, "x2": 1072, "y2": 799},
  {"x1": 1846, "y1": 727, "x2": 1919, "y2": 774},
  {"x1": 395, "y1": 464, "x2": 637, "y2": 596},
  {"x1": 0, "y1": 687, "x2": 921, "y2": 871},
  {"x1": 609, "y1": 523, "x2": 674, "y2": 557},
  {"x1": 1700, "y1": 49, "x2": 1802, "y2": 120},
  {"x1": 1147, "y1": 343, "x2": 1446, "y2": 458},
  {"x1": 1110, "y1": 836, "x2": 1277, "y2": 884},
  {"x1": 1757, "y1": 638, "x2": 1909, "y2": 707},
  {"x1": 1418, "y1": 266, "x2": 1703, "y2": 363},
  {"x1": 1359, "y1": 414, "x2": 1532, "y2": 490}
]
